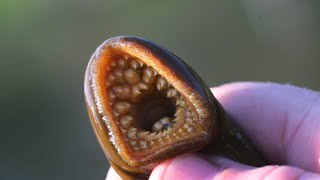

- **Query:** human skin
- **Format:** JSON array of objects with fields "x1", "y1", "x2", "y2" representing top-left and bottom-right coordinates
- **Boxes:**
[{"x1": 106, "y1": 82, "x2": 320, "y2": 180}]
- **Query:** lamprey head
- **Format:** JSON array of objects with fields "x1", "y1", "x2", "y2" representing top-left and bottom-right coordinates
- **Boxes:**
[{"x1": 84, "y1": 36, "x2": 266, "y2": 179}]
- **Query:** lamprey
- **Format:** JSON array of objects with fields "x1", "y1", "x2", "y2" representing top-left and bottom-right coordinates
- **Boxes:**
[{"x1": 84, "y1": 36, "x2": 266, "y2": 179}]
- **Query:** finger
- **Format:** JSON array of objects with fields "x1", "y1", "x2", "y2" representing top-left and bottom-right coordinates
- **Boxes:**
[
  {"x1": 211, "y1": 82, "x2": 320, "y2": 173},
  {"x1": 105, "y1": 167, "x2": 122, "y2": 180},
  {"x1": 208, "y1": 155, "x2": 320, "y2": 180},
  {"x1": 151, "y1": 154, "x2": 320, "y2": 180},
  {"x1": 149, "y1": 154, "x2": 219, "y2": 180}
]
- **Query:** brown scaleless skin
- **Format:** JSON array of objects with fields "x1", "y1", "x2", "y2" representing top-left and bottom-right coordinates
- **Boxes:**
[{"x1": 84, "y1": 36, "x2": 267, "y2": 179}]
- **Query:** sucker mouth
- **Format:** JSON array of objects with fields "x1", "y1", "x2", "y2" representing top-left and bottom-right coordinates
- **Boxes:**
[
  {"x1": 85, "y1": 36, "x2": 267, "y2": 179},
  {"x1": 106, "y1": 55, "x2": 198, "y2": 152}
]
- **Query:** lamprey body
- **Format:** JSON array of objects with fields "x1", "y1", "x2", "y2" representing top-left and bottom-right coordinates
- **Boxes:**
[{"x1": 84, "y1": 36, "x2": 266, "y2": 179}]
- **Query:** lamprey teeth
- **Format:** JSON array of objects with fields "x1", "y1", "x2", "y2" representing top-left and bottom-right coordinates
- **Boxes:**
[
  {"x1": 137, "y1": 59, "x2": 144, "y2": 67},
  {"x1": 186, "y1": 110, "x2": 193, "y2": 117},
  {"x1": 174, "y1": 107, "x2": 185, "y2": 117},
  {"x1": 112, "y1": 109, "x2": 120, "y2": 118},
  {"x1": 114, "y1": 101, "x2": 131, "y2": 115},
  {"x1": 161, "y1": 117, "x2": 172, "y2": 123},
  {"x1": 116, "y1": 58, "x2": 128, "y2": 69},
  {"x1": 119, "y1": 115, "x2": 133, "y2": 129},
  {"x1": 173, "y1": 114, "x2": 184, "y2": 123},
  {"x1": 133, "y1": 147, "x2": 140, "y2": 151},
  {"x1": 131, "y1": 82, "x2": 150, "y2": 100},
  {"x1": 151, "y1": 121, "x2": 163, "y2": 133},
  {"x1": 186, "y1": 118, "x2": 194, "y2": 125},
  {"x1": 120, "y1": 127, "x2": 127, "y2": 134},
  {"x1": 137, "y1": 82, "x2": 149, "y2": 89},
  {"x1": 142, "y1": 67, "x2": 156, "y2": 84},
  {"x1": 129, "y1": 140, "x2": 137, "y2": 146},
  {"x1": 167, "y1": 88, "x2": 178, "y2": 98},
  {"x1": 139, "y1": 141, "x2": 147, "y2": 149},
  {"x1": 149, "y1": 140, "x2": 155, "y2": 146},
  {"x1": 107, "y1": 73, "x2": 116, "y2": 84},
  {"x1": 183, "y1": 123, "x2": 192, "y2": 130},
  {"x1": 176, "y1": 128, "x2": 184, "y2": 135},
  {"x1": 110, "y1": 61, "x2": 116, "y2": 67},
  {"x1": 187, "y1": 126, "x2": 195, "y2": 133},
  {"x1": 137, "y1": 131, "x2": 150, "y2": 139},
  {"x1": 129, "y1": 60, "x2": 140, "y2": 70},
  {"x1": 127, "y1": 127, "x2": 138, "y2": 140},
  {"x1": 112, "y1": 84, "x2": 131, "y2": 99},
  {"x1": 151, "y1": 117, "x2": 173, "y2": 132},
  {"x1": 113, "y1": 68, "x2": 125, "y2": 83},
  {"x1": 149, "y1": 132, "x2": 157, "y2": 139},
  {"x1": 108, "y1": 89, "x2": 116, "y2": 101},
  {"x1": 183, "y1": 123, "x2": 195, "y2": 133},
  {"x1": 156, "y1": 76, "x2": 169, "y2": 90},
  {"x1": 156, "y1": 137, "x2": 164, "y2": 144},
  {"x1": 107, "y1": 55, "x2": 194, "y2": 150},
  {"x1": 124, "y1": 69, "x2": 140, "y2": 85},
  {"x1": 176, "y1": 99, "x2": 186, "y2": 107}
]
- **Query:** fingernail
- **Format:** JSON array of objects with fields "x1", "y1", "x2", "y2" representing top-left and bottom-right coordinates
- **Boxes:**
[
  {"x1": 150, "y1": 154, "x2": 219, "y2": 180},
  {"x1": 209, "y1": 155, "x2": 253, "y2": 169}
]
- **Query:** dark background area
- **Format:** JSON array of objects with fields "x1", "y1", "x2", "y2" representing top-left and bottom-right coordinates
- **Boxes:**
[{"x1": 1, "y1": 1, "x2": 319, "y2": 179}]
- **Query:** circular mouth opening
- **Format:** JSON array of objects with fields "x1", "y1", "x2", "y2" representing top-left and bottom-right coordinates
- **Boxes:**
[{"x1": 133, "y1": 92, "x2": 176, "y2": 132}]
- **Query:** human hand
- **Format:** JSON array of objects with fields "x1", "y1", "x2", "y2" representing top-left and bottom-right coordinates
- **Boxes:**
[{"x1": 106, "y1": 82, "x2": 320, "y2": 179}]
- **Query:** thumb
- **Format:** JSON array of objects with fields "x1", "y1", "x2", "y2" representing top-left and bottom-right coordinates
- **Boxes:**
[
  {"x1": 149, "y1": 154, "x2": 219, "y2": 180},
  {"x1": 150, "y1": 154, "x2": 320, "y2": 180},
  {"x1": 207, "y1": 156, "x2": 320, "y2": 180}
]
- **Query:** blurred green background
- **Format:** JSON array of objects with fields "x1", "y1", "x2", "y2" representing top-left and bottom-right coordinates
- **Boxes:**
[{"x1": 1, "y1": 0, "x2": 319, "y2": 179}]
